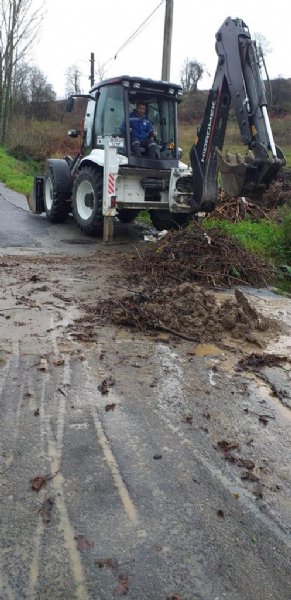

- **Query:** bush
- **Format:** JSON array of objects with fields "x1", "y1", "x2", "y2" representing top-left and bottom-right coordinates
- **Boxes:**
[{"x1": 6, "y1": 116, "x2": 80, "y2": 163}]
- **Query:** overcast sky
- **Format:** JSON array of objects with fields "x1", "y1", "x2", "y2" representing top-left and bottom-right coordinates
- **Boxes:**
[{"x1": 31, "y1": 0, "x2": 291, "y2": 98}]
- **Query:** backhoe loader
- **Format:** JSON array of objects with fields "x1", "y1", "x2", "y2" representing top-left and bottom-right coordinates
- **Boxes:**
[{"x1": 28, "y1": 16, "x2": 285, "y2": 240}]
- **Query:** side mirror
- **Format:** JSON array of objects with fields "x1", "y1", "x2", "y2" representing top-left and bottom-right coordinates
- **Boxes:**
[
  {"x1": 66, "y1": 96, "x2": 75, "y2": 112},
  {"x1": 68, "y1": 129, "x2": 80, "y2": 138}
]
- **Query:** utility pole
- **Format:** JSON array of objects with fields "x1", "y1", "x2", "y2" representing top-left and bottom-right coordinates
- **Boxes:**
[
  {"x1": 89, "y1": 52, "x2": 95, "y2": 87},
  {"x1": 161, "y1": 0, "x2": 174, "y2": 81}
]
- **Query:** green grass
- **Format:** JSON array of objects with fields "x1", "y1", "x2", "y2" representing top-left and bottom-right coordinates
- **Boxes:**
[
  {"x1": 204, "y1": 218, "x2": 285, "y2": 259},
  {"x1": 204, "y1": 217, "x2": 291, "y2": 293},
  {"x1": 0, "y1": 146, "x2": 37, "y2": 195}
]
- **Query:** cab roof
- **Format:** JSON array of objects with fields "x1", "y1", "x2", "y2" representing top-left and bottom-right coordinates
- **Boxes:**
[{"x1": 90, "y1": 75, "x2": 183, "y2": 96}]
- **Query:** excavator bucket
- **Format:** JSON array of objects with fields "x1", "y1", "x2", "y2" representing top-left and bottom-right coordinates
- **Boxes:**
[{"x1": 216, "y1": 147, "x2": 285, "y2": 200}]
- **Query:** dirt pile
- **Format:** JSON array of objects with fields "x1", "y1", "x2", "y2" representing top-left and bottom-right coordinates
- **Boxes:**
[
  {"x1": 76, "y1": 227, "x2": 279, "y2": 345},
  {"x1": 87, "y1": 284, "x2": 274, "y2": 344}
]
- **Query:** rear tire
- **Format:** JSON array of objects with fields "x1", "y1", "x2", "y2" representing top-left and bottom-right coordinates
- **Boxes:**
[
  {"x1": 117, "y1": 209, "x2": 139, "y2": 223},
  {"x1": 44, "y1": 168, "x2": 70, "y2": 223},
  {"x1": 72, "y1": 167, "x2": 103, "y2": 235},
  {"x1": 149, "y1": 210, "x2": 191, "y2": 231}
]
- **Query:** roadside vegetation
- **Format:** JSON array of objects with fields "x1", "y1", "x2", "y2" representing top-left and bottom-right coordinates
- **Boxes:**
[
  {"x1": 0, "y1": 146, "x2": 37, "y2": 195},
  {"x1": 203, "y1": 215, "x2": 291, "y2": 293}
]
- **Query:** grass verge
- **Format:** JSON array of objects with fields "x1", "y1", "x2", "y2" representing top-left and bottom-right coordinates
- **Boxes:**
[{"x1": 0, "y1": 146, "x2": 37, "y2": 195}]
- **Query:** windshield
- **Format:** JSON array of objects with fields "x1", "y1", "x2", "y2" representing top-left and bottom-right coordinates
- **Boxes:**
[{"x1": 94, "y1": 85, "x2": 125, "y2": 142}]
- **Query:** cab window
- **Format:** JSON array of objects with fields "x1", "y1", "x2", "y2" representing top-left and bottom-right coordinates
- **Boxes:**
[{"x1": 94, "y1": 85, "x2": 125, "y2": 149}]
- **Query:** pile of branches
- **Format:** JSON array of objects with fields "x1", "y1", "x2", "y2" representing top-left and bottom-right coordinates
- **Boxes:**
[
  {"x1": 210, "y1": 168, "x2": 291, "y2": 222},
  {"x1": 210, "y1": 191, "x2": 271, "y2": 222},
  {"x1": 130, "y1": 225, "x2": 275, "y2": 289}
]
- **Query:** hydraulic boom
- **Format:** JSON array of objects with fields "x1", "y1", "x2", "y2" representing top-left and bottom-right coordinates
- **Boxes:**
[{"x1": 190, "y1": 17, "x2": 285, "y2": 211}]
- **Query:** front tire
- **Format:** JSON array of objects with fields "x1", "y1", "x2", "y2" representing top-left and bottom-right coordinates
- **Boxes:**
[
  {"x1": 149, "y1": 210, "x2": 191, "y2": 231},
  {"x1": 72, "y1": 167, "x2": 103, "y2": 235},
  {"x1": 44, "y1": 168, "x2": 70, "y2": 223}
]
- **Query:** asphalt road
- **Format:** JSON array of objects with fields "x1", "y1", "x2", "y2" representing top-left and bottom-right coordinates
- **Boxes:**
[
  {"x1": 0, "y1": 183, "x2": 148, "y2": 254},
  {"x1": 0, "y1": 183, "x2": 291, "y2": 600}
]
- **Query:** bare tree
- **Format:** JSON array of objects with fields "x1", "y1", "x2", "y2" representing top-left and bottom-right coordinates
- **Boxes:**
[
  {"x1": 0, "y1": 0, "x2": 44, "y2": 142},
  {"x1": 95, "y1": 61, "x2": 106, "y2": 84},
  {"x1": 13, "y1": 62, "x2": 55, "y2": 118},
  {"x1": 253, "y1": 32, "x2": 272, "y2": 56},
  {"x1": 65, "y1": 64, "x2": 82, "y2": 96},
  {"x1": 180, "y1": 59, "x2": 204, "y2": 92}
]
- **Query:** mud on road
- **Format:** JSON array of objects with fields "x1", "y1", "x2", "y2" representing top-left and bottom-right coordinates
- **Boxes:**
[{"x1": 0, "y1": 244, "x2": 291, "y2": 600}]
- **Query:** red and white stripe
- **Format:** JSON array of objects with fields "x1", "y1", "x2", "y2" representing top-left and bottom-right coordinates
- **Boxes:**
[{"x1": 107, "y1": 174, "x2": 115, "y2": 195}]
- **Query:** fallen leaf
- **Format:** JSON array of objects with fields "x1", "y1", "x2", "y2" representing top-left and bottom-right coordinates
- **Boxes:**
[
  {"x1": 241, "y1": 470, "x2": 260, "y2": 482},
  {"x1": 31, "y1": 476, "x2": 46, "y2": 491},
  {"x1": 96, "y1": 558, "x2": 118, "y2": 571},
  {"x1": 98, "y1": 376, "x2": 115, "y2": 395},
  {"x1": 74, "y1": 534, "x2": 93, "y2": 552},
  {"x1": 236, "y1": 458, "x2": 255, "y2": 470},
  {"x1": 115, "y1": 574, "x2": 129, "y2": 596},
  {"x1": 217, "y1": 440, "x2": 240, "y2": 452},
  {"x1": 31, "y1": 470, "x2": 59, "y2": 491},
  {"x1": 182, "y1": 413, "x2": 193, "y2": 424},
  {"x1": 105, "y1": 403, "x2": 116, "y2": 412}
]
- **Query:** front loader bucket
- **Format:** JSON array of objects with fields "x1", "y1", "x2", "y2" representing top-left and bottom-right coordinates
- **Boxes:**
[{"x1": 216, "y1": 148, "x2": 285, "y2": 199}]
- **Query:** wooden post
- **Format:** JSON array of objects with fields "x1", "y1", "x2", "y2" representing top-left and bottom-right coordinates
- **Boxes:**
[
  {"x1": 90, "y1": 53, "x2": 95, "y2": 87},
  {"x1": 103, "y1": 216, "x2": 114, "y2": 242},
  {"x1": 161, "y1": 0, "x2": 174, "y2": 81}
]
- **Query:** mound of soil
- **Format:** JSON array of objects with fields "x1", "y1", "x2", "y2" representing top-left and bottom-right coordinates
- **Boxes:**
[
  {"x1": 86, "y1": 284, "x2": 274, "y2": 344},
  {"x1": 75, "y1": 227, "x2": 279, "y2": 345}
]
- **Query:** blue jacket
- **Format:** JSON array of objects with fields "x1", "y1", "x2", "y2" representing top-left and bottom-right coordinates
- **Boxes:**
[{"x1": 128, "y1": 110, "x2": 155, "y2": 141}]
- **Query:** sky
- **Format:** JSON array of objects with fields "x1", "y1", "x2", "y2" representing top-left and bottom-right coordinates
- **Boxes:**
[{"x1": 31, "y1": 0, "x2": 291, "y2": 99}]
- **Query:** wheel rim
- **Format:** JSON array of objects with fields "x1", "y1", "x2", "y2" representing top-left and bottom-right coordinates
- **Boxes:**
[
  {"x1": 45, "y1": 176, "x2": 54, "y2": 211},
  {"x1": 76, "y1": 180, "x2": 95, "y2": 220}
]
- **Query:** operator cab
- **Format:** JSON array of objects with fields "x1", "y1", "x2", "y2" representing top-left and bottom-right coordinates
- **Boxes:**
[{"x1": 83, "y1": 75, "x2": 183, "y2": 169}]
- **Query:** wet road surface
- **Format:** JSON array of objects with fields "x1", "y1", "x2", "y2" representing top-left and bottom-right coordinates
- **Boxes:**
[{"x1": 0, "y1": 184, "x2": 291, "y2": 599}]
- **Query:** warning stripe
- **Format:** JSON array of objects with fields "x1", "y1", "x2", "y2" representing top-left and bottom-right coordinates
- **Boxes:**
[{"x1": 108, "y1": 174, "x2": 115, "y2": 195}]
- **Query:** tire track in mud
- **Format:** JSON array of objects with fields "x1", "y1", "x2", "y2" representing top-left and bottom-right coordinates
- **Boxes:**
[
  {"x1": 27, "y1": 343, "x2": 90, "y2": 600},
  {"x1": 90, "y1": 406, "x2": 139, "y2": 526},
  {"x1": 0, "y1": 329, "x2": 90, "y2": 598}
]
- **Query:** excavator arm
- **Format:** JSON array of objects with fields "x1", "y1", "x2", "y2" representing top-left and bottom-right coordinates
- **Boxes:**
[{"x1": 190, "y1": 17, "x2": 285, "y2": 212}]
